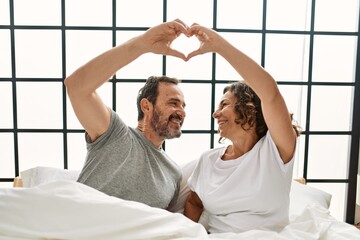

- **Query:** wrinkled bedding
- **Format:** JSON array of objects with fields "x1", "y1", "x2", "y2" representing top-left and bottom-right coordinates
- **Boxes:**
[{"x1": 0, "y1": 181, "x2": 359, "y2": 240}]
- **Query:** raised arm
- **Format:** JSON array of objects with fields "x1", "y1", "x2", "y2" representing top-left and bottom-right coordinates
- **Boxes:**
[
  {"x1": 187, "y1": 24, "x2": 297, "y2": 163},
  {"x1": 64, "y1": 19, "x2": 189, "y2": 141}
]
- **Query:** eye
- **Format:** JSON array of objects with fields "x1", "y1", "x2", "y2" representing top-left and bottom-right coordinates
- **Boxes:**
[
  {"x1": 168, "y1": 101, "x2": 179, "y2": 107},
  {"x1": 218, "y1": 102, "x2": 228, "y2": 109}
]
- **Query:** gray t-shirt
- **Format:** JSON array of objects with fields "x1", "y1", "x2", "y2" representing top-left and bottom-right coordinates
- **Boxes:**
[{"x1": 77, "y1": 110, "x2": 182, "y2": 209}]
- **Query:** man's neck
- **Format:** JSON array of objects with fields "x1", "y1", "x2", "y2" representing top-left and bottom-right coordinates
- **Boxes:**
[{"x1": 137, "y1": 122, "x2": 164, "y2": 149}]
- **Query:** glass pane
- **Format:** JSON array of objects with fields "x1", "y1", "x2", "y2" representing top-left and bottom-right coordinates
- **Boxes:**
[
  {"x1": 315, "y1": 0, "x2": 359, "y2": 32},
  {"x1": 116, "y1": 0, "x2": 163, "y2": 27},
  {"x1": 167, "y1": 0, "x2": 213, "y2": 27},
  {"x1": 67, "y1": 133, "x2": 87, "y2": 170},
  {"x1": 116, "y1": 82, "x2": 144, "y2": 128},
  {"x1": 216, "y1": 33, "x2": 262, "y2": 81},
  {"x1": 18, "y1": 133, "x2": 64, "y2": 171},
  {"x1": 171, "y1": 34, "x2": 201, "y2": 59},
  {"x1": 310, "y1": 86, "x2": 353, "y2": 131},
  {"x1": 278, "y1": 85, "x2": 308, "y2": 129},
  {"x1": 165, "y1": 133, "x2": 210, "y2": 166},
  {"x1": 17, "y1": 82, "x2": 63, "y2": 129},
  {"x1": 0, "y1": 82, "x2": 13, "y2": 128},
  {"x1": 67, "y1": 82, "x2": 112, "y2": 130},
  {"x1": 115, "y1": 31, "x2": 163, "y2": 79},
  {"x1": 267, "y1": 0, "x2": 311, "y2": 31},
  {"x1": 266, "y1": 34, "x2": 310, "y2": 81},
  {"x1": 292, "y1": 135, "x2": 306, "y2": 179},
  {"x1": 66, "y1": 0, "x2": 112, "y2": 26},
  {"x1": 312, "y1": 35, "x2": 357, "y2": 83},
  {"x1": 0, "y1": 0, "x2": 10, "y2": 25},
  {"x1": 180, "y1": 83, "x2": 211, "y2": 130},
  {"x1": 0, "y1": 30, "x2": 11, "y2": 77},
  {"x1": 307, "y1": 135, "x2": 350, "y2": 179},
  {"x1": 166, "y1": 53, "x2": 212, "y2": 80},
  {"x1": 66, "y1": 30, "x2": 112, "y2": 77},
  {"x1": 0, "y1": 133, "x2": 15, "y2": 178},
  {"x1": 14, "y1": 0, "x2": 61, "y2": 25},
  {"x1": 15, "y1": 30, "x2": 62, "y2": 78},
  {"x1": 310, "y1": 183, "x2": 347, "y2": 221},
  {"x1": 166, "y1": 31, "x2": 212, "y2": 80},
  {"x1": 217, "y1": 0, "x2": 263, "y2": 29}
]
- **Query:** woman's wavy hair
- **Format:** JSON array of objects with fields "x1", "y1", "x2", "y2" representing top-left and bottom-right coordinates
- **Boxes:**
[{"x1": 218, "y1": 81, "x2": 301, "y2": 143}]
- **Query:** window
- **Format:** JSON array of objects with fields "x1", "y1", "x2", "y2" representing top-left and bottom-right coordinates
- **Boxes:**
[{"x1": 0, "y1": 0, "x2": 359, "y2": 223}]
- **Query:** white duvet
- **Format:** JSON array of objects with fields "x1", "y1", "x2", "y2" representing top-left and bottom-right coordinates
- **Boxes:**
[{"x1": 0, "y1": 181, "x2": 359, "y2": 240}]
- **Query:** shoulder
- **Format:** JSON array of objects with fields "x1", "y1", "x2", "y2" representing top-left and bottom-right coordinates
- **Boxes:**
[
  {"x1": 202, "y1": 147, "x2": 225, "y2": 157},
  {"x1": 87, "y1": 110, "x2": 131, "y2": 146},
  {"x1": 198, "y1": 146, "x2": 226, "y2": 165}
]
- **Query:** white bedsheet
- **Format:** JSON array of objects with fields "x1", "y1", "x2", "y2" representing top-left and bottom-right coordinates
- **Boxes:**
[{"x1": 0, "y1": 181, "x2": 359, "y2": 240}]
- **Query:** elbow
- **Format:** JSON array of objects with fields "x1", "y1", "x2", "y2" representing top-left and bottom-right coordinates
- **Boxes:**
[
  {"x1": 64, "y1": 73, "x2": 84, "y2": 98},
  {"x1": 64, "y1": 75, "x2": 77, "y2": 96},
  {"x1": 63, "y1": 76, "x2": 71, "y2": 88},
  {"x1": 64, "y1": 75, "x2": 74, "y2": 95}
]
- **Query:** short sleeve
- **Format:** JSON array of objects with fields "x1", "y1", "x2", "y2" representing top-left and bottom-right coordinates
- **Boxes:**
[{"x1": 86, "y1": 109, "x2": 128, "y2": 152}]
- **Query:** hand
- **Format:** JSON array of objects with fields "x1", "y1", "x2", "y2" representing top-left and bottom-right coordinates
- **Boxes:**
[
  {"x1": 186, "y1": 23, "x2": 223, "y2": 61},
  {"x1": 141, "y1": 19, "x2": 189, "y2": 61}
]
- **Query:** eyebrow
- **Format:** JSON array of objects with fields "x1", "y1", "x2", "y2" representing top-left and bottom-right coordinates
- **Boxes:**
[{"x1": 219, "y1": 99, "x2": 227, "y2": 106}]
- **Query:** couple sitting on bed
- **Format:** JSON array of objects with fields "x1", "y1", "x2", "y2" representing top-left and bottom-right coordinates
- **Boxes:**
[{"x1": 65, "y1": 19, "x2": 301, "y2": 234}]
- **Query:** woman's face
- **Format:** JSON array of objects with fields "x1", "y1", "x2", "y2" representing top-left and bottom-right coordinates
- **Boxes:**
[{"x1": 212, "y1": 91, "x2": 239, "y2": 138}]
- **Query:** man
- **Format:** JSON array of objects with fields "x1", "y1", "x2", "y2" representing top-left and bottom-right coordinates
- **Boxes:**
[{"x1": 64, "y1": 19, "x2": 188, "y2": 209}]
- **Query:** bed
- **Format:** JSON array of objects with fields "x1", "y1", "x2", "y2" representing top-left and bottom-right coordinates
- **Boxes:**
[{"x1": 1, "y1": 160, "x2": 359, "y2": 240}]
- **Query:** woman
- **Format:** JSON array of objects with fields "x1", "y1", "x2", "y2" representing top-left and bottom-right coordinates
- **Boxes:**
[{"x1": 184, "y1": 24, "x2": 301, "y2": 233}]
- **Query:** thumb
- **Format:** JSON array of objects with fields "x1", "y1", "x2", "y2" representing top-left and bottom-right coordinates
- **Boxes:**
[
  {"x1": 186, "y1": 49, "x2": 202, "y2": 61},
  {"x1": 167, "y1": 48, "x2": 187, "y2": 61}
]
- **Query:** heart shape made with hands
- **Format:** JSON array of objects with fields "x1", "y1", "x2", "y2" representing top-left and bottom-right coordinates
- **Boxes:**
[{"x1": 171, "y1": 34, "x2": 200, "y2": 56}]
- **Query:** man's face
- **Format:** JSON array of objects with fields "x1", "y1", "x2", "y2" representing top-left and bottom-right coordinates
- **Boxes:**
[{"x1": 150, "y1": 83, "x2": 186, "y2": 139}]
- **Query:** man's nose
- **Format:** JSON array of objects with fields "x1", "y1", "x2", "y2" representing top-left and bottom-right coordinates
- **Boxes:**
[{"x1": 179, "y1": 108, "x2": 186, "y2": 119}]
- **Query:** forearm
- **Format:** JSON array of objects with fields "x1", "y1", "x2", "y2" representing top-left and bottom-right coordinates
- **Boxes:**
[
  {"x1": 65, "y1": 35, "x2": 146, "y2": 96},
  {"x1": 184, "y1": 200, "x2": 203, "y2": 222},
  {"x1": 216, "y1": 38, "x2": 278, "y2": 101}
]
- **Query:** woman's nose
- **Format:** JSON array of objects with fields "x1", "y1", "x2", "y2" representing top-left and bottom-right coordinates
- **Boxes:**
[{"x1": 212, "y1": 109, "x2": 219, "y2": 118}]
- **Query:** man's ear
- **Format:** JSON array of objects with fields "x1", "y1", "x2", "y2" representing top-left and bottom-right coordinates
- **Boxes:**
[{"x1": 140, "y1": 98, "x2": 153, "y2": 115}]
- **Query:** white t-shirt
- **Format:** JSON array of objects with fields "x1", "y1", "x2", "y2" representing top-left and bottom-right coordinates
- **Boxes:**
[{"x1": 188, "y1": 131, "x2": 294, "y2": 233}]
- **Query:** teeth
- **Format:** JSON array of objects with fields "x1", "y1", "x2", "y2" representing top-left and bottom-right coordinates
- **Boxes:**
[{"x1": 171, "y1": 119, "x2": 181, "y2": 125}]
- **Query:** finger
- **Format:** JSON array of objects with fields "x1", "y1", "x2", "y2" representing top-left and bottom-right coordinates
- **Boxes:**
[
  {"x1": 188, "y1": 24, "x2": 202, "y2": 37},
  {"x1": 173, "y1": 19, "x2": 191, "y2": 36},
  {"x1": 173, "y1": 19, "x2": 189, "y2": 29},
  {"x1": 167, "y1": 20, "x2": 189, "y2": 36}
]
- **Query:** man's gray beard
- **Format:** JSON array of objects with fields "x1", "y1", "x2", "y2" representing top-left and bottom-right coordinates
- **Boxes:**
[{"x1": 151, "y1": 108, "x2": 182, "y2": 139}]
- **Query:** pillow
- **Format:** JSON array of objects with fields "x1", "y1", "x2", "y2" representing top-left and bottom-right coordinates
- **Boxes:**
[
  {"x1": 20, "y1": 167, "x2": 80, "y2": 188},
  {"x1": 289, "y1": 180, "x2": 332, "y2": 221}
]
